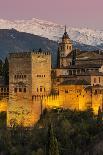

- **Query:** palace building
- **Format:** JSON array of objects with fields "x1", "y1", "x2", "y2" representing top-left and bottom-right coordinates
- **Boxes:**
[{"x1": 0, "y1": 27, "x2": 103, "y2": 127}]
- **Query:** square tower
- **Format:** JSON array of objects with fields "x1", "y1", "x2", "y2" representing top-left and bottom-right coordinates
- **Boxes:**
[
  {"x1": 8, "y1": 51, "x2": 51, "y2": 127},
  {"x1": 31, "y1": 52, "x2": 51, "y2": 98}
]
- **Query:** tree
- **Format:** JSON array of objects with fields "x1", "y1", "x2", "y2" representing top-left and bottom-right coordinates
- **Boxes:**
[
  {"x1": 97, "y1": 106, "x2": 102, "y2": 123},
  {"x1": 0, "y1": 59, "x2": 3, "y2": 75},
  {"x1": 47, "y1": 124, "x2": 59, "y2": 155},
  {"x1": 2, "y1": 57, "x2": 9, "y2": 85}
]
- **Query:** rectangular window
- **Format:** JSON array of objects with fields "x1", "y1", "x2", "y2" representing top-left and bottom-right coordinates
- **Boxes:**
[
  {"x1": 24, "y1": 88, "x2": 26, "y2": 93},
  {"x1": 4, "y1": 88, "x2": 6, "y2": 92},
  {"x1": 19, "y1": 88, "x2": 22, "y2": 92},
  {"x1": 7, "y1": 88, "x2": 9, "y2": 92},
  {"x1": 14, "y1": 88, "x2": 17, "y2": 93},
  {"x1": 1, "y1": 88, "x2": 3, "y2": 92},
  {"x1": 99, "y1": 77, "x2": 101, "y2": 83},
  {"x1": 24, "y1": 75, "x2": 26, "y2": 78}
]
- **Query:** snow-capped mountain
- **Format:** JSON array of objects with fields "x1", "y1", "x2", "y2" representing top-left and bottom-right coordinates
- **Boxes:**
[{"x1": 0, "y1": 18, "x2": 102, "y2": 47}]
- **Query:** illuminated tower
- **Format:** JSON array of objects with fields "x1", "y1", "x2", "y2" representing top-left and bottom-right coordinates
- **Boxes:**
[
  {"x1": 7, "y1": 51, "x2": 51, "y2": 127},
  {"x1": 58, "y1": 26, "x2": 73, "y2": 68}
]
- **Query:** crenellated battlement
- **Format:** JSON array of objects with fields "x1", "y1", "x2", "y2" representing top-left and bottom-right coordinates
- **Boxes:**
[
  {"x1": 32, "y1": 51, "x2": 51, "y2": 55},
  {"x1": 9, "y1": 52, "x2": 31, "y2": 58},
  {"x1": 9, "y1": 50, "x2": 51, "y2": 58}
]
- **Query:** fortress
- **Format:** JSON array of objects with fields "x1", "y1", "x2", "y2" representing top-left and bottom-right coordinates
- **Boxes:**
[{"x1": 1, "y1": 27, "x2": 103, "y2": 127}]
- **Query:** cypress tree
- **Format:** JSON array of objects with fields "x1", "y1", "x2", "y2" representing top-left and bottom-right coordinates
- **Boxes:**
[
  {"x1": 2, "y1": 57, "x2": 9, "y2": 85},
  {"x1": 47, "y1": 124, "x2": 59, "y2": 155},
  {"x1": 97, "y1": 106, "x2": 102, "y2": 123}
]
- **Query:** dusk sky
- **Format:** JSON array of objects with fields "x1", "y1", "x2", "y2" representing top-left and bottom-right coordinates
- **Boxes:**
[{"x1": 0, "y1": 0, "x2": 102, "y2": 29}]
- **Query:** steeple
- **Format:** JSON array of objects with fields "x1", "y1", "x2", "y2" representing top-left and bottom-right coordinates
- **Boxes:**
[
  {"x1": 62, "y1": 25, "x2": 70, "y2": 40},
  {"x1": 57, "y1": 25, "x2": 73, "y2": 68}
]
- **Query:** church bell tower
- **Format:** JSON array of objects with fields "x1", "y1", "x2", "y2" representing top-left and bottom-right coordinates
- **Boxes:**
[{"x1": 57, "y1": 26, "x2": 73, "y2": 68}]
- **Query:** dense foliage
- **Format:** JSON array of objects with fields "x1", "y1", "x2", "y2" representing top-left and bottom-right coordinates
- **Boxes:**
[{"x1": 0, "y1": 108, "x2": 103, "y2": 155}]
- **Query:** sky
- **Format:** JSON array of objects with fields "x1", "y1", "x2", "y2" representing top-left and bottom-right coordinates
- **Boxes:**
[{"x1": 0, "y1": 0, "x2": 102, "y2": 29}]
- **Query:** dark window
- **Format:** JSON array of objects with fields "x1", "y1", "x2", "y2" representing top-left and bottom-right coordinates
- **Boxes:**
[
  {"x1": 19, "y1": 88, "x2": 22, "y2": 92},
  {"x1": 1, "y1": 88, "x2": 3, "y2": 92},
  {"x1": 69, "y1": 70, "x2": 72, "y2": 75},
  {"x1": 95, "y1": 90, "x2": 97, "y2": 95},
  {"x1": 65, "y1": 90, "x2": 68, "y2": 93},
  {"x1": 37, "y1": 88, "x2": 38, "y2": 92},
  {"x1": 24, "y1": 75, "x2": 26, "y2": 78},
  {"x1": 40, "y1": 87, "x2": 42, "y2": 92},
  {"x1": 99, "y1": 77, "x2": 101, "y2": 83},
  {"x1": 73, "y1": 70, "x2": 76, "y2": 75},
  {"x1": 57, "y1": 79, "x2": 60, "y2": 82},
  {"x1": 14, "y1": 88, "x2": 17, "y2": 93},
  {"x1": 4, "y1": 88, "x2": 6, "y2": 92},
  {"x1": 24, "y1": 88, "x2": 26, "y2": 93},
  {"x1": 44, "y1": 88, "x2": 45, "y2": 92}
]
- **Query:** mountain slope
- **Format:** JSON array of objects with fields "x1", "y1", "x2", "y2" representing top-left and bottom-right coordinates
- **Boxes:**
[
  {"x1": 0, "y1": 18, "x2": 102, "y2": 48},
  {"x1": 0, "y1": 29, "x2": 58, "y2": 66},
  {"x1": 0, "y1": 29, "x2": 100, "y2": 67}
]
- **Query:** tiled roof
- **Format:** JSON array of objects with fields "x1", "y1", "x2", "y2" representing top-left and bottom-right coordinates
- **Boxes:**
[{"x1": 60, "y1": 79, "x2": 90, "y2": 85}]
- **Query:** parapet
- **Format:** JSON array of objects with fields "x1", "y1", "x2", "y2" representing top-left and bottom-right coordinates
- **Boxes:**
[
  {"x1": 32, "y1": 51, "x2": 51, "y2": 55},
  {"x1": 9, "y1": 52, "x2": 31, "y2": 58},
  {"x1": 9, "y1": 50, "x2": 51, "y2": 59}
]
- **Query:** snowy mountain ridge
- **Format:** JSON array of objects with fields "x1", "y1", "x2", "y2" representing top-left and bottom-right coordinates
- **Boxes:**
[{"x1": 0, "y1": 18, "x2": 102, "y2": 47}]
